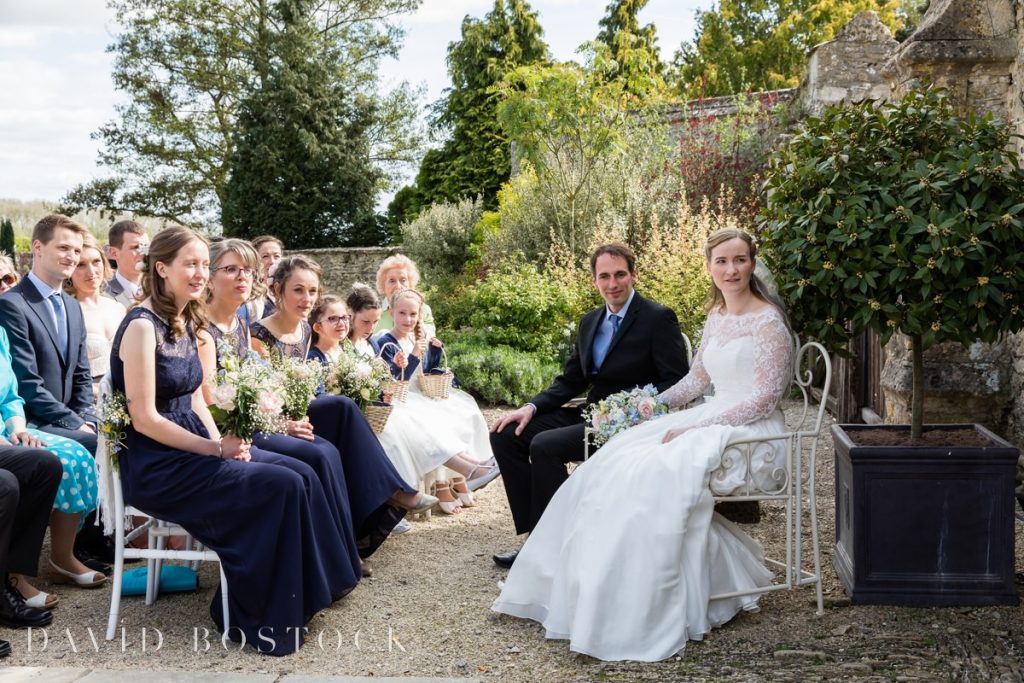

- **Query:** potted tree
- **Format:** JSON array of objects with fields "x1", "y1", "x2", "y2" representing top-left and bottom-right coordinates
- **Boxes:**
[{"x1": 761, "y1": 88, "x2": 1024, "y2": 605}]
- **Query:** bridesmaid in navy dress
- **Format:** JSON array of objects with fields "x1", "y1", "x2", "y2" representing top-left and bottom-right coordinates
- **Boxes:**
[
  {"x1": 110, "y1": 227, "x2": 352, "y2": 655},
  {"x1": 198, "y1": 238, "x2": 362, "y2": 580},
  {"x1": 249, "y1": 255, "x2": 435, "y2": 556}
]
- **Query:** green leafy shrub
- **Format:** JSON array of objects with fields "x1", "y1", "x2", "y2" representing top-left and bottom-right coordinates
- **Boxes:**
[
  {"x1": 446, "y1": 339, "x2": 562, "y2": 406},
  {"x1": 400, "y1": 196, "x2": 485, "y2": 282},
  {"x1": 446, "y1": 258, "x2": 578, "y2": 361},
  {"x1": 761, "y1": 88, "x2": 1024, "y2": 437}
]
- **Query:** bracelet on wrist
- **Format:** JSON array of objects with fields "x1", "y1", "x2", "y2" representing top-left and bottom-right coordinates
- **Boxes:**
[{"x1": 216, "y1": 438, "x2": 223, "y2": 458}]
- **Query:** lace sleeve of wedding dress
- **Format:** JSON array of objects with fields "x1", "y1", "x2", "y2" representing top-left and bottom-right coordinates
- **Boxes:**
[
  {"x1": 658, "y1": 314, "x2": 715, "y2": 409},
  {"x1": 690, "y1": 309, "x2": 793, "y2": 429}
]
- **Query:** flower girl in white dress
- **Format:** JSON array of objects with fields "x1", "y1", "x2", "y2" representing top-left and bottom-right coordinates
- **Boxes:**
[
  {"x1": 492, "y1": 228, "x2": 792, "y2": 662},
  {"x1": 375, "y1": 288, "x2": 498, "y2": 513}
]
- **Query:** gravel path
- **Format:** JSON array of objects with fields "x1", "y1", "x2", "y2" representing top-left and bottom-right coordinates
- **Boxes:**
[{"x1": 2, "y1": 403, "x2": 1022, "y2": 681}]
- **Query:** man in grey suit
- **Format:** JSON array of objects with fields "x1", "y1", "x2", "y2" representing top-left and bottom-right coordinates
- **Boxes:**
[{"x1": 102, "y1": 219, "x2": 148, "y2": 308}]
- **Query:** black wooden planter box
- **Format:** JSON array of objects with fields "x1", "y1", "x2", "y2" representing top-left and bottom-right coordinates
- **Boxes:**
[{"x1": 832, "y1": 423, "x2": 1019, "y2": 606}]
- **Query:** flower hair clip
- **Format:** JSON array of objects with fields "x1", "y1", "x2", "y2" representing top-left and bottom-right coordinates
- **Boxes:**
[{"x1": 138, "y1": 241, "x2": 150, "y2": 268}]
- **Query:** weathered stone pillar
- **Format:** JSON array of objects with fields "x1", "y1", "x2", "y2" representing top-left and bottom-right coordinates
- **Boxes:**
[
  {"x1": 801, "y1": 11, "x2": 897, "y2": 113},
  {"x1": 887, "y1": 0, "x2": 1017, "y2": 117},
  {"x1": 880, "y1": 0, "x2": 1020, "y2": 457}
]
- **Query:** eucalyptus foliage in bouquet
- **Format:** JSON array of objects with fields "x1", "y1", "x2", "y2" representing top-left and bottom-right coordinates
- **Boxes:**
[
  {"x1": 761, "y1": 87, "x2": 1024, "y2": 438},
  {"x1": 267, "y1": 353, "x2": 328, "y2": 421},
  {"x1": 326, "y1": 349, "x2": 392, "y2": 409},
  {"x1": 98, "y1": 389, "x2": 131, "y2": 470},
  {"x1": 583, "y1": 384, "x2": 670, "y2": 447},
  {"x1": 208, "y1": 339, "x2": 286, "y2": 439}
]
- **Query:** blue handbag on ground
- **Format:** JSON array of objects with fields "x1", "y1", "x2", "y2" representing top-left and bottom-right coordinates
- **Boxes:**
[{"x1": 120, "y1": 565, "x2": 198, "y2": 596}]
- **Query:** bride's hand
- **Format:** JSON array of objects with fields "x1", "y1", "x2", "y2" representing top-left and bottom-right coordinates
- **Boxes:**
[{"x1": 662, "y1": 427, "x2": 690, "y2": 444}]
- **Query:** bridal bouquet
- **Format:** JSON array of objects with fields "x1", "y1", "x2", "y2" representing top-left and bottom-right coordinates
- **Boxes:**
[
  {"x1": 268, "y1": 353, "x2": 328, "y2": 421},
  {"x1": 326, "y1": 349, "x2": 392, "y2": 409},
  {"x1": 209, "y1": 339, "x2": 286, "y2": 439},
  {"x1": 98, "y1": 389, "x2": 131, "y2": 470},
  {"x1": 583, "y1": 384, "x2": 670, "y2": 447}
]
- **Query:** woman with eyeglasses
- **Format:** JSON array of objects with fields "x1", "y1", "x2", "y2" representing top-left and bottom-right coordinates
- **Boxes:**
[
  {"x1": 66, "y1": 233, "x2": 127, "y2": 394},
  {"x1": 199, "y1": 239, "x2": 363, "y2": 580},
  {"x1": 0, "y1": 251, "x2": 19, "y2": 294}
]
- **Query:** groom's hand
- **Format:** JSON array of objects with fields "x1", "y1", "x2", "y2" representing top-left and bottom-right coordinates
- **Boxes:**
[{"x1": 492, "y1": 404, "x2": 536, "y2": 436}]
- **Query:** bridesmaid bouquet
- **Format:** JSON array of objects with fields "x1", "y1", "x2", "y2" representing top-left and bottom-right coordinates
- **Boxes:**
[
  {"x1": 325, "y1": 349, "x2": 392, "y2": 409},
  {"x1": 268, "y1": 354, "x2": 328, "y2": 421},
  {"x1": 583, "y1": 384, "x2": 670, "y2": 447},
  {"x1": 209, "y1": 340, "x2": 287, "y2": 439},
  {"x1": 97, "y1": 389, "x2": 131, "y2": 470}
]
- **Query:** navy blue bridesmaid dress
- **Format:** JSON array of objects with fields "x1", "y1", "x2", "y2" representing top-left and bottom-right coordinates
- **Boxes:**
[
  {"x1": 251, "y1": 320, "x2": 411, "y2": 557},
  {"x1": 209, "y1": 316, "x2": 361, "y2": 579},
  {"x1": 110, "y1": 308, "x2": 355, "y2": 655}
]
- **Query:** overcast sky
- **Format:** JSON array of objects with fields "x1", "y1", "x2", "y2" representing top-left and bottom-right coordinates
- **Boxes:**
[{"x1": 0, "y1": 0, "x2": 709, "y2": 205}]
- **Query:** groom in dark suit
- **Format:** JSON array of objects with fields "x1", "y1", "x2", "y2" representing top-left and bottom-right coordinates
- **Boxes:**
[{"x1": 490, "y1": 243, "x2": 689, "y2": 567}]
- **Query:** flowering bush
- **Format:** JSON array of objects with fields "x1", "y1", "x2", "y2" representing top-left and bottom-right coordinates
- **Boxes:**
[
  {"x1": 97, "y1": 389, "x2": 131, "y2": 470},
  {"x1": 208, "y1": 340, "x2": 286, "y2": 438},
  {"x1": 582, "y1": 384, "x2": 670, "y2": 447},
  {"x1": 761, "y1": 88, "x2": 1024, "y2": 437},
  {"x1": 326, "y1": 349, "x2": 392, "y2": 409},
  {"x1": 269, "y1": 354, "x2": 328, "y2": 421}
]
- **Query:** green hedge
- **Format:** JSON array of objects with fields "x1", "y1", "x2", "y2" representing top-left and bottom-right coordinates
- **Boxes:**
[{"x1": 446, "y1": 340, "x2": 562, "y2": 406}]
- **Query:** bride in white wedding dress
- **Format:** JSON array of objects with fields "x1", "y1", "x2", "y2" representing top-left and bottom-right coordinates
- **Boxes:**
[{"x1": 491, "y1": 228, "x2": 794, "y2": 662}]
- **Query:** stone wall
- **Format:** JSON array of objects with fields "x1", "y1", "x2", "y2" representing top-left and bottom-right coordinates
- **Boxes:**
[
  {"x1": 286, "y1": 246, "x2": 400, "y2": 295},
  {"x1": 800, "y1": 11, "x2": 898, "y2": 112}
]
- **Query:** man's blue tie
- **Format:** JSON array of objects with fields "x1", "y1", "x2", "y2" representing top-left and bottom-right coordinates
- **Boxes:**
[
  {"x1": 594, "y1": 313, "x2": 621, "y2": 371},
  {"x1": 49, "y1": 292, "x2": 68, "y2": 357}
]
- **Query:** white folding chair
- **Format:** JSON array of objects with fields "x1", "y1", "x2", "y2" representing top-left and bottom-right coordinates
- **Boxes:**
[{"x1": 95, "y1": 380, "x2": 229, "y2": 641}]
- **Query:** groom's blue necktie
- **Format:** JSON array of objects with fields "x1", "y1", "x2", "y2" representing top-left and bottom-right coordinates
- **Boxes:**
[{"x1": 592, "y1": 313, "x2": 621, "y2": 371}]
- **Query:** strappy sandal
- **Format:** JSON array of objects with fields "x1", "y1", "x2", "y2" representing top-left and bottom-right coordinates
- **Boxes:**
[
  {"x1": 429, "y1": 481, "x2": 462, "y2": 515},
  {"x1": 449, "y1": 475, "x2": 475, "y2": 507},
  {"x1": 466, "y1": 457, "x2": 501, "y2": 492}
]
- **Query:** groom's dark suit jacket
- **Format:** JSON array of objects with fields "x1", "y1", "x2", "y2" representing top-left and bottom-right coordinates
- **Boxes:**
[
  {"x1": 0, "y1": 279, "x2": 97, "y2": 430},
  {"x1": 529, "y1": 292, "x2": 689, "y2": 414}
]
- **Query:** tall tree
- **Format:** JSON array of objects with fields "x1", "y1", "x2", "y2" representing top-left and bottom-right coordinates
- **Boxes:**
[
  {"x1": 394, "y1": 0, "x2": 548, "y2": 224},
  {"x1": 669, "y1": 0, "x2": 901, "y2": 99},
  {"x1": 595, "y1": 0, "x2": 664, "y2": 95},
  {"x1": 62, "y1": 0, "x2": 422, "y2": 227},
  {"x1": 222, "y1": 0, "x2": 382, "y2": 247},
  {"x1": 0, "y1": 219, "x2": 14, "y2": 256}
]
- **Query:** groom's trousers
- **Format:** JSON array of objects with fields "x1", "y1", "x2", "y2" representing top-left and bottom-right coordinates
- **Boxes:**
[{"x1": 491, "y1": 406, "x2": 586, "y2": 535}]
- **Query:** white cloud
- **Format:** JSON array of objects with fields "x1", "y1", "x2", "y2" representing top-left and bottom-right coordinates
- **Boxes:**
[{"x1": 0, "y1": 0, "x2": 110, "y2": 29}]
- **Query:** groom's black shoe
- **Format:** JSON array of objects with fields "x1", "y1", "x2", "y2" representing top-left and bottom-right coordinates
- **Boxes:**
[{"x1": 493, "y1": 550, "x2": 519, "y2": 569}]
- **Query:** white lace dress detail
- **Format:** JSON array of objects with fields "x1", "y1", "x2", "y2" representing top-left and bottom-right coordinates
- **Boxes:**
[{"x1": 660, "y1": 307, "x2": 792, "y2": 427}]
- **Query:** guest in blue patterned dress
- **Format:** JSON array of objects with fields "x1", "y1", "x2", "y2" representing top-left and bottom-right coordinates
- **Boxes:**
[
  {"x1": 250, "y1": 256, "x2": 436, "y2": 556},
  {"x1": 110, "y1": 227, "x2": 353, "y2": 655},
  {"x1": 199, "y1": 239, "x2": 361, "y2": 579},
  {"x1": 0, "y1": 327, "x2": 103, "y2": 609}
]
